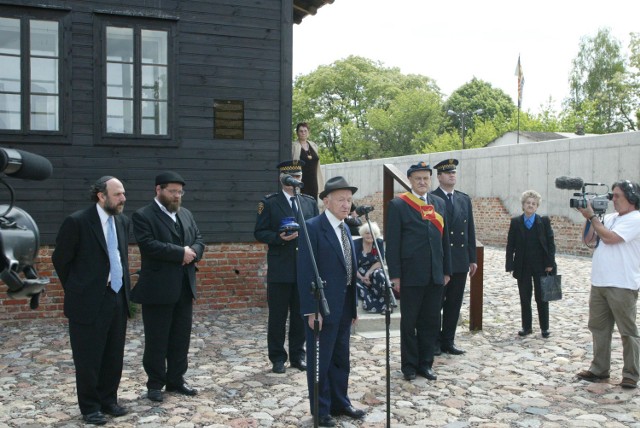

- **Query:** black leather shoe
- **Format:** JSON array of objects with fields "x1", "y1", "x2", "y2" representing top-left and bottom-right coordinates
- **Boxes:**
[
  {"x1": 101, "y1": 403, "x2": 128, "y2": 417},
  {"x1": 290, "y1": 360, "x2": 307, "y2": 371},
  {"x1": 403, "y1": 371, "x2": 416, "y2": 381},
  {"x1": 272, "y1": 361, "x2": 286, "y2": 373},
  {"x1": 417, "y1": 367, "x2": 438, "y2": 380},
  {"x1": 147, "y1": 389, "x2": 163, "y2": 402},
  {"x1": 433, "y1": 348, "x2": 442, "y2": 356},
  {"x1": 166, "y1": 383, "x2": 198, "y2": 396},
  {"x1": 441, "y1": 344, "x2": 465, "y2": 355},
  {"x1": 541, "y1": 330, "x2": 551, "y2": 338},
  {"x1": 331, "y1": 405, "x2": 365, "y2": 419},
  {"x1": 82, "y1": 411, "x2": 107, "y2": 425},
  {"x1": 518, "y1": 329, "x2": 532, "y2": 336},
  {"x1": 319, "y1": 415, "x2": 337, "y2": 427}
]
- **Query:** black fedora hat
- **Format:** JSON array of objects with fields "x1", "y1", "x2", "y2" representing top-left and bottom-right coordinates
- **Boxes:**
[{"x1": 319, "y1": 176, "x2": 358, "y2": 199}]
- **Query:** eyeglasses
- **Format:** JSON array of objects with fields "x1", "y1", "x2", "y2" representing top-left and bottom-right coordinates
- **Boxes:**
[{"x1": 165, "y1": 189, "x2": 185, "y2": 196}]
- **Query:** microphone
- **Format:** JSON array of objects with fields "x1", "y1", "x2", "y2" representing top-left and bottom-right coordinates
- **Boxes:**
[
  {"x1": 355, "y1": 205, "x2": 374, "y2": 216},
  {"x1": 280, "y1": 174, "x2": 304, "y2": 188},
  {"x1": 0, "y1": 148, "x2": 53, "y2": 181},
  {"x1": 555, "y1": 176, "x2": 584, "y2": 190}
]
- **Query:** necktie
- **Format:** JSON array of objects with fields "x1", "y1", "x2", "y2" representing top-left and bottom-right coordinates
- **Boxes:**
[
  {"x1": 446, "y1": 192, "x2": 454, "y2": 216},
  {"x1": 107, "y1": 216, "x2": 123, "y2": 293},
  {"x1": 339, "y1": 223, "x2": 353, "y2": 285},
  {"x1": 419, "y1": 196, "x2": 426, "y2": 202},
  {"x1": 290, "y1": 196, "x2": 298, "y2": 220}
]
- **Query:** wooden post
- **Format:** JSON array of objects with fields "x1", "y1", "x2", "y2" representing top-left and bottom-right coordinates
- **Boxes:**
[{"x1": 469, "y1": 241, "x2": 484, "y2": 331}]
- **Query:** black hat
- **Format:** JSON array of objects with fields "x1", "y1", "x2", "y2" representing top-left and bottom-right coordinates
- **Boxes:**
[
  {"x1": 407, "y1": 161, "x2": 432, "y2": 177},
  {"x1": 277, "y1": 159, "x2": 305, "y2": 175},
  {"x1": 155, "y1": 171, "x2": 186, "y2": 186},
  {"x1": 434, "y1": 158, "x2": 459, "y2": 173},
  {"x1": 319, "y1": 176, "x2": 358, "y2": 199}
]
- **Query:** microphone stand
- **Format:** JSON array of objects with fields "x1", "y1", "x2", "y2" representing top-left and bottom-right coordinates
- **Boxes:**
[
  {"x1": 293, "y1": 186, "x2": 329, "y2": 428},
  {"x1": 361, "y1": 210, "x2": 396, "y2": 427}
]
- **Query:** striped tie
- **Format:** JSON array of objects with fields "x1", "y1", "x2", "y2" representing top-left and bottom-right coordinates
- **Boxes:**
[{"x1": 339, "y1": 223, "x2": 352, "y2": 284}]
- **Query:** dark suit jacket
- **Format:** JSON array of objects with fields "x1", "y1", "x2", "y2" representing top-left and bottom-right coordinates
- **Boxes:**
[
  {"x1": 131, "y1": 202, "x2": 205, "y2": 305},
  {"x1": 385, "y1": 193, "x2": 452, "y2": 286},
  {"x1": 254, "y1": 191, "x2": 319, "y2": 283},
  {"x1": 431, "y1": 188, "x2": 476, "y2": 273},
  {"x1": 505, "y1": 214, "x2": 557, "y2": 279},
  {"x1": 297, "y1": 212, "x2": 358, "y2": 324},
  {"x1": 52, "y1": 206, "x2": 131, "y2": 324}
]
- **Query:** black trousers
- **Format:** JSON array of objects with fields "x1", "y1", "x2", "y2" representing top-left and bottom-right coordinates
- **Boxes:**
[
  {"x1": 267, "y1": 281, "x2": 305, "y2": 364},
  {"x1": 440, "y1": 272, "x2": 468, "y2": 346},
  {"x1": 517, "y1": 272, "x2": 549, "y2": 331},
  {"x1": 141, "y1": 277, "x2": 193, "y2": 390},
  {"x1": 68, "y1": 288, "x2": 127, "y2": 415},
  {"x1": 400, "y1": 283, "x2": 444, "y2": 374}
]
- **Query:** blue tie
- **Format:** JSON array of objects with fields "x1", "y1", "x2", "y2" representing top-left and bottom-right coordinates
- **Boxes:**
[{"x1": 107, "y1": 216, "x2": 123, "y2": 293}]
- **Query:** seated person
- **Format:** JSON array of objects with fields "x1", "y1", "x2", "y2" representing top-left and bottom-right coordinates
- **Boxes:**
[{"x1": 355, "y1": 222, "x2": 389, "y2": 313}]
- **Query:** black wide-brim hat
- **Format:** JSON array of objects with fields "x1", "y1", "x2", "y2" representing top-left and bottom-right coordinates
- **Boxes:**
[{"x1": 319, "y1": 176, "x2": 358, "y2": 199}]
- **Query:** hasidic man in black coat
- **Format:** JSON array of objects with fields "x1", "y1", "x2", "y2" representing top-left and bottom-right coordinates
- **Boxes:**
[
  {"x1": 431, "y1": 159, "x2": 477, "y2": 356},
  {"x1": 131, "y1": 171, "x2": 205, "y2": 403},
  {"x1": 386, "y1": 161, "x2": 452, "y2": 382},
  {"x1": 254, "y1": 160, "x2": 319, "y2": 374},
  {"x1": 52, "y1": 176, "x2": 131, "y2": 425}
]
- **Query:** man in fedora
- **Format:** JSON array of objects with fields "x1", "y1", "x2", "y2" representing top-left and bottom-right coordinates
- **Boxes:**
[{"x1": 297, "y1": 176, "x2": 365, "y2": 427}]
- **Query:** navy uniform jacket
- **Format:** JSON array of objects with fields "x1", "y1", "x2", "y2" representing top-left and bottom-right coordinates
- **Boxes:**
[
  {"x1": 505, "y1": 214, "x2": 557, "y2": 279},
  {"x1": 431, "y1": 188, "x2": 476, "y2": 273},
  {"x1": 385, "y1": 193, "x2": 452, "y2": 286},
  {"x1": 254, "y1": 191, "x2": 319, "y2": 283}
]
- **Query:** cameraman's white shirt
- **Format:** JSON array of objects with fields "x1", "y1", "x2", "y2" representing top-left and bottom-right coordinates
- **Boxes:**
[{"x1": 591, "y1": 210, "x2": 640, "y2": 290}]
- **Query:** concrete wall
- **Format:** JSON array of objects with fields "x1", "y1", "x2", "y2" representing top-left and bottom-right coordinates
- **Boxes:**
[{"x1": 323, "y1": 131, "x2": 640, "y2": 224}]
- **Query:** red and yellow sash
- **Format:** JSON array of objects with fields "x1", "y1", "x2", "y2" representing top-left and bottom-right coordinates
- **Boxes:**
[{"x1": 399, "y1": 192, "x2": 444, "y2": 236}]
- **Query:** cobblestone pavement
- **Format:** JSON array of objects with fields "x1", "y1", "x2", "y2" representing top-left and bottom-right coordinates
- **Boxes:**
[{"x1": 1, "y1": 246, "x2": 639, "y2": 427}]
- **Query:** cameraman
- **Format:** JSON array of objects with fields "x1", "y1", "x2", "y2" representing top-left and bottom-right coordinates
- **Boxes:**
[{"x1": 576, "y1": 180, "x2": 640, "y2": 389}]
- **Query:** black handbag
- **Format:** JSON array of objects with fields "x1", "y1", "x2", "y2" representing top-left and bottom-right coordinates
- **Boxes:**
[{"x1": 540, "y1": 273, "x2": 562, "y2": 302}]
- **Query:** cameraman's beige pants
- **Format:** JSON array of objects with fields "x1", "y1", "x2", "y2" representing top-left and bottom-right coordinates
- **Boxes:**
[{"x1": 588, "y1": 285, "x2": 640, "y2": 381}]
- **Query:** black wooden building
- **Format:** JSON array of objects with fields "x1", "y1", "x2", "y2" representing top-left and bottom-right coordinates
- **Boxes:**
[{"x1": 0, "y1": 0, "x2": 332, "y2": 245}]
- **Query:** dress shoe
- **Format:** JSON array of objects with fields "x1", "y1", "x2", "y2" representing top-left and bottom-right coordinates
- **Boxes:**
[
  {"x1": 441, "y1": 344, "x2": 465, "y2": 355},
  {"x1": 290, "y1": 359, "x2": 307, "y2": 371},
  {"x1": 576, "y1": 370, "x2": 610, "y2": 382},
  {"x1": 403, "y1": 371, "x2": 416, "y2": 381},
  {"x1": 82, "y1": 411, "x2": 107, "y2": 425},
  {"x1": 147, "y1": 389, "x2": 163, "y2": 402},
  {"x1": 101, "y1": 403, "x2": 128, "y2": 417},
  {"x1": 331, "y1": 405, "x2": 365, "y2": 419},
  {"x1": 433, "y1": 348, "x2": 442, "y2": 356},
  {"x1": 541, "y1": 330, "x2": 551, "y2": 338},
  {"x1": 620, "y1": 377, "x2": 638, "y2": 389},
  {"x1": 417, "y1": 367, "x2": 438, "y2": 380},
  {"x1": 319, "y1": 415, "x2": 337, "y2": 427},
  {"x1": 166, "y1": 383, "x2": 198, "y2": 396},
  {"x1": 518, "y1": 329, "x2": 532, "y2": 336},
  {"x1": 272, "y1": 361, "x2": 286, "y2": 373}
]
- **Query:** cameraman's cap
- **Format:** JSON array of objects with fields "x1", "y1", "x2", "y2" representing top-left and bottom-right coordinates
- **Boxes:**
[
  {"x1": 155, "y1": 171, "x2": 186, "y2": 186},
  {"x1": 434, "y1": 158, "x2": 459, "y2": 173},
  {"x1": 277, "y1": 159, "x2": 305, "y2": 176},
  {"x1": 319, "y1": 176, "x2": 358, "y2": 199},
  {"x1": 407, "y1": 161, "x2": 432, "y2": 177}
]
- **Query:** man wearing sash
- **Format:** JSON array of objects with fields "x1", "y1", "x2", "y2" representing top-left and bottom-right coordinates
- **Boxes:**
[{"x1": 386, "y1": 162, "x2": 452, "y2": 381}]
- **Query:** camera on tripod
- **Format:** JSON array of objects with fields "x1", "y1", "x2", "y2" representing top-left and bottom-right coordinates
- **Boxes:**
[{"x1": 555, "y1": 176, "x2": 611, "y2": 215}]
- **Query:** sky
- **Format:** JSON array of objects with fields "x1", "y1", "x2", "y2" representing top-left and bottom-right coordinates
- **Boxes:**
[{"x1": 293, "y1": 0, "x2": 639, "y2": 114}]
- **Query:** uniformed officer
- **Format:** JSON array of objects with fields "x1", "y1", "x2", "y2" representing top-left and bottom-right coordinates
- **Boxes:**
[
  {"x1": 254, "y1": 160, "x2": 319, "y2": 373},
  {"x1": 431, "y1": 159, "x2": 477, "y2": 355}
]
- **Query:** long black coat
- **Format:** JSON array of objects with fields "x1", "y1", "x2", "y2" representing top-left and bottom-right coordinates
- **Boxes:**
[{"x1": 505, "y1": 214, "x2": 557, "y2": 279}]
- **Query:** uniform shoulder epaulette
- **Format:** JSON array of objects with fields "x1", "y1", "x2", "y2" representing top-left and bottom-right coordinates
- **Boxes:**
[
  {"x1": 264, "y1": 193, "x2": 278, "y2": 199},
  {"x1": 456, "y1": 190, "x2": 470, "y2": 197},
  {"x1": 301, "y1": 194, "x2": 316, "y2": 201}
]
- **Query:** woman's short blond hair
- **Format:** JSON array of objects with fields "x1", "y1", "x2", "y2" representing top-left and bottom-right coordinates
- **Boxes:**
[
  {"x1": 358, "y1": 221, "x2": 381, "y2": 239},
  {"x1": 521, "y1": 190, "x2": 542, "y2": 207}
]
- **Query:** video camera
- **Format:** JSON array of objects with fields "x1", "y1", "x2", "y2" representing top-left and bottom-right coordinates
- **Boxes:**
[
  {"x1": 0, "y1": 148, "x2": 53, "y2": 309},
  {"x1": 555, "y1": 176, "x2": 611, "y2": 216}
]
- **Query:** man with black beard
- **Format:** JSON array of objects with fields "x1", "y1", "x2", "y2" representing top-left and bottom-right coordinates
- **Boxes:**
[{"x1": 131, "y1": 171, "x2": 205, "y2": 403}]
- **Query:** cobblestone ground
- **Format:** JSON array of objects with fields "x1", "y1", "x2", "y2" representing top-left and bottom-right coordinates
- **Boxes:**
[{"x1": 1, "y1": 246, "x2": 639, "y2": 427}]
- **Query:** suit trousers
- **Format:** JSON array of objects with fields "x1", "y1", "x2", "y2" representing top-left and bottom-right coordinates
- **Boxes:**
[
  {"x1": 68, "y1": 288, "x2": 127, "y2": 415},
  {"x1": 141, "y1": 275, "x2": 193, "y2": 390},
  {"x1": 440, "y1": 272, "x2": 468, "y2": 346},
  {"x1": 588, "y1": 286, "x2": 640, "y2": 381},
  {"x1": 267, "y1": 281, "x2": 305, "y2": 364},
  {"x1": 517, "y1": 272, "x2": 548, "y2": 331},
  {"x1": 400, "y1": 283, "x2": 444, "y2": 374}
]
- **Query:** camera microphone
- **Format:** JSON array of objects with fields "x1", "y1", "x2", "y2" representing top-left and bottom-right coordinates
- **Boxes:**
[
  {"x1": 555, "y1": 176, "x2": 584, "y2": 190},
  {"x1": 0, "y1": 148, "x2": 53, "y2": 181},
  {"x1": 280, "y1": 174, "x2": 304, "y2": 188},
  {"x1": 355, "y1": 205, "x2": 375, "y2": 216}
]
